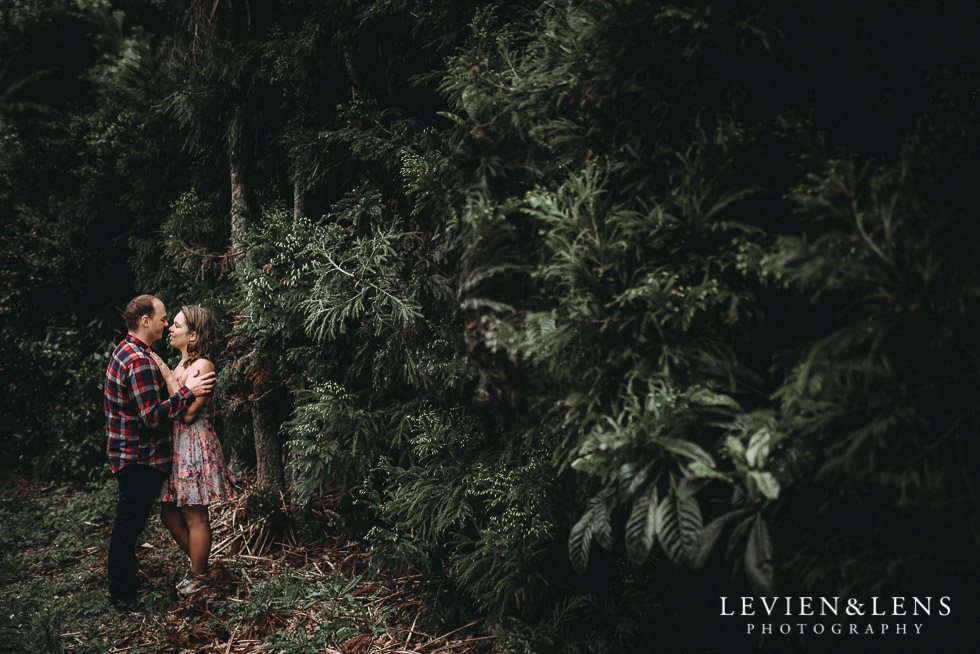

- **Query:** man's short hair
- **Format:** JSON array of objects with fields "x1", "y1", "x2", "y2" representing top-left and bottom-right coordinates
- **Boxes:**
[{"x1": 124, "y1": 295, "x2": 158, "y2": 331}]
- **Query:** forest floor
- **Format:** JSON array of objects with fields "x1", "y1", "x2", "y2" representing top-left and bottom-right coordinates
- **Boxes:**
[{"x1": 0, "y1": 473, "x2": 498, "y2": 654}]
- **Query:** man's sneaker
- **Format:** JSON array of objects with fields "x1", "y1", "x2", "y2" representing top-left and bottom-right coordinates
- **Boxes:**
[
  {"x1": 111, "y1": 596, "x2": 139, "y2": 612},
  {"x1": 176, "y1": 574, "x2": 206, "y2": 597}
]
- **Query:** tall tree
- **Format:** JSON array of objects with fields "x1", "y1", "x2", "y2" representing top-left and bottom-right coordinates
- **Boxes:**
[{"x1": 161, "y1": 0, "x2": 288, "y2": 496}]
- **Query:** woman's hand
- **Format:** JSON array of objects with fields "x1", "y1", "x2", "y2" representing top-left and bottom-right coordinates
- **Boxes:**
[{"x1": 148, "y1": 351, "x2": 181, "y2": 396}]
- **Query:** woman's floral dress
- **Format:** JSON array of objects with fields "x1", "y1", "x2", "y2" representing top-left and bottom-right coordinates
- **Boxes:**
[{"x1": 160, "y1": 365, "x2": 235, "y2": 506}]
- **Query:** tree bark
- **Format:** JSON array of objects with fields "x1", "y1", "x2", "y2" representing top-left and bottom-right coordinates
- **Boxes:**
[
  {"x1": 229, "y1": 136, "x2": 285, "y2": 497},
  {"x1": 285, "y1": 181, "x2": 310, "y2": 524},
  {"x1": 293, "y1": 178, "x2": 305, "y2": 222},
  {"x1": 252, "y1": 389, "x2": 284, "y2": 496},
  {"x1": 229, "y1": 139, "x2": 251, "y2": 272},
  {"x1": 284, "y1": 429, "x2": 310, "y2": 525},
  {"x1": 341, "y1": 44, "x2": 364, "y2": 100}
]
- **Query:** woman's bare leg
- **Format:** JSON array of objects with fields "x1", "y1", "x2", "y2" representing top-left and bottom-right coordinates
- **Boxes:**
[
  {"x1": 180, "y1": 505, "x2": 211, "y2": 576},
  {"x1": 161, "y1": 502, "x2": 190, "y2": 555}
]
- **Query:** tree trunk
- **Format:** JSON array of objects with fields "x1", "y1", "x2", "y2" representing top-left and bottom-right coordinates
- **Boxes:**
[
  {"x1": 341, "y1": 44, "x2": 364, "y2": 100},
  {"x1": 284, "y1": 428, "x2": 310, "y2": 525},
  {"x1": 285, "y1": 181, "x2": 311, "y2": 524},
  {"x1": 229, "y1": 137, "x2": 285, "y2": 497},
  {"x1": 229, "y1": 139, "x2": 252, "y2": 271},
  {"x1": 293, "y1": 178, "x2": 305, "y2": 222},
  {"x1": 252, "y1": 389, "x2": 284, "y2": 496}
]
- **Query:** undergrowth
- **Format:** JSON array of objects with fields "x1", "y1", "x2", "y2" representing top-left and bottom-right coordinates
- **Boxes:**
[
  {"x1": 0, "y1": 475, "x2": 125, "y2": 653},
  {"x1": 0, "y1": 474, "x2": 491, "y2": 654}
]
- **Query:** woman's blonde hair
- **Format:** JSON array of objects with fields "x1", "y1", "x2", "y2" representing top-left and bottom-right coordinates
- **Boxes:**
[{"x1": 180, "y1": 305, "x2": 215, "y2": 366}]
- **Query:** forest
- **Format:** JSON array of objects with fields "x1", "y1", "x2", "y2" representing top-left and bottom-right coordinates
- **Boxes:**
[{"x1": 2, "y1": 0, "x2": 979, "y2": 652}]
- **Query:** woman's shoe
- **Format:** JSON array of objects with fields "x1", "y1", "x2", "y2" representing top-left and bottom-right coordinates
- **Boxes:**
[{"x1": 176, "y1": 573, "x2": 206, "y2": 596}]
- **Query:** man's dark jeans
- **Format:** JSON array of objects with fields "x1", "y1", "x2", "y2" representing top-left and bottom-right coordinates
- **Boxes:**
[{"x1": 108, "y1": 464, "x2": 166, "y2": 602}]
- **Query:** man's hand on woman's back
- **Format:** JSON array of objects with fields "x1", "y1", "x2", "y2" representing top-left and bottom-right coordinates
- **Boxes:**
[{"x1": 184, "y1": 369, "x2": 215, "y2": 397}]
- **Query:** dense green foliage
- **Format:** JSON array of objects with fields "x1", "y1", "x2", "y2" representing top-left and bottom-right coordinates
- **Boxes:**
[{"x1": 3, "y1": 0, "x2": 979, "y2": 650}]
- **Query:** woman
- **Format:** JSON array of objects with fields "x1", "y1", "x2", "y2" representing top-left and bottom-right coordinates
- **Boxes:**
[{"x1": 150, "y1": 305, "x2": 235, "y2": 596}]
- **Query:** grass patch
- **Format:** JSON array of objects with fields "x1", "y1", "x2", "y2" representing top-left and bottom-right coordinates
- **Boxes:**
[
  {"x1": 0, "y1": 473, "x2": 496, "y2": 653},
  {"x1": 0, "y1": 475, "x2": 128, "y2": 653}
]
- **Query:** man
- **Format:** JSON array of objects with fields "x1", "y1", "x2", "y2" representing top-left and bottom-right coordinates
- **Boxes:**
[{"x1": 104, "y1": 294, "x2": 215, "y2": 610}]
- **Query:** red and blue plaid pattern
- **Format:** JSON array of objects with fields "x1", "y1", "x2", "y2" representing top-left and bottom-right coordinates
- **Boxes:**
[{"x1": 104, "y1": 334, "x2": 193, "y2": 473}]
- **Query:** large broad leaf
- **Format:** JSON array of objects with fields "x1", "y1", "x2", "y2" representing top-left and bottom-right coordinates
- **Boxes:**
[
  {"x1": 571, "y1": 453, "x2": 602, "y2": 474},
  {"x1": 593, "y1": 490, "x2": 614, "y2": 552},
  {"x1": 568, "y1": 489, "x2": 614, "y2": 573},
  {"x1": 744, "y1": 513, "x2": 774, "y2": 594},
  {"x1": 726, "y1": 513, "x2": 756, "y2": 562},
  {"x1": 568, "y1": 506, "x2": 595, "y2": 575},
  {"x1": 659, "y1": 438, "x2": 715, "y2": 466},
  {"x1": 434, "y1": 111, "x2": 467, "y2": 125},
  {"x1": 677, "y1": 476, "x2": 708, "y2": 500},
  {"x1": 620, "y1": 462, "x2": 652, "y2": 496},
  {"x1": 625, "y1": 484, "x2": 658, "y2": 565},
  {"x1": 687, "y1": 460, "x2": 730, "y2": 482},
  {"x1": 745, "y1": 428, "x2": 772, "y2": 467},
  {"x1": 654, "y1": 488, "x2": 703, "y2": 564},
  {"x1": 725, "y1": 435, "x2": 746, "y2": 462},
  {"x1": 688, "y1": 387, "x2": 742, "y2": 412},
  {"x1": 679, "y1": 494, "x2": 704, "y2": 560},
  {"x1": 654, "y1": 494, "x2": 683, "y2": 564},
  {"x1": 691, "y1": 509, "x2": 748, "y2": 570},
  {"x1": 748, "y1": 471, "x2": 780, "y2": 500}
]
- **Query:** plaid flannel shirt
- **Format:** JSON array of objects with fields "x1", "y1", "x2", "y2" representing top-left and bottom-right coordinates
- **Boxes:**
[{"x1": 104, "y1": 334, "x2": 194, "y2": 473}]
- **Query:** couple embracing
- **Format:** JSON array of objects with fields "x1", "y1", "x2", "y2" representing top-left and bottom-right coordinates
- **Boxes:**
[{"x1": 104, "y1": 294, "x2": 235, "y2": 610}]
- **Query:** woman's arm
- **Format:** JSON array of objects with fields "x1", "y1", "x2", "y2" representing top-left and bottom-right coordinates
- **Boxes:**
[{"x1": 180, "y1": 359, "x2": 215, "y2": 423}]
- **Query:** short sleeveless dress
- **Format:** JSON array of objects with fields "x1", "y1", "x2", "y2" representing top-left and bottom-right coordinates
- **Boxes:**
[{"x1": 160, "y1": 365, "x2": 235, "y2": 506}]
